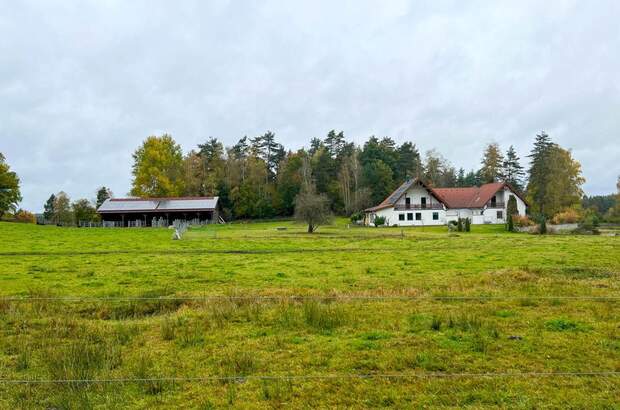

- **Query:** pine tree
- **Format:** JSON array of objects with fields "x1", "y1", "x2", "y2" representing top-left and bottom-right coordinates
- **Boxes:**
[
  {"x1": 526, "y1": 132, "x2": 554, "y2": 217},
  {"x1": 526, "y1": 133, "x2": 584, "y2": 218},
  {"x1": 457, "y1": 168, "x2": 466, "y2": 187},
  {"x1": 43, "y1": 194, "x2": 56, "y2": 221},
  {"x1": 96, "y1": 187, "x2": 113, "y2": 208},
  {"x1": 395, "y1": 142, "x2": 421, "y2": 182},
  {"x1": 251, "y1": 131, "x2": 284, "y2": 181},
  {"x1": 502, "y1": 145, "x2": 525, "y2": 191},
  {"x1": 231, "y1": 137, "x2": 249, "y2": 160},
  {"x1": 308, "y1": 138, "x2": 323, "y2": 156},
  {"x1": 479, "y1": 142, "x2": 504, "y2": 183}
]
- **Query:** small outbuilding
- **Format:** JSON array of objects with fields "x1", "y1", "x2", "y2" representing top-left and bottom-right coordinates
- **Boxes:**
[{"x1": 97, "y1": 196, "x2": 222, "y2": 227}]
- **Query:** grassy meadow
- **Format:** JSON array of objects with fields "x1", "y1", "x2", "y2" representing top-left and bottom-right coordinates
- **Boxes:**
[{"x1": 0, "y1": 220, "x2": 618, "y2": 408}]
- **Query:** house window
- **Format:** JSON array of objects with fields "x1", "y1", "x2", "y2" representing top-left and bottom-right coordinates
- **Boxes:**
[
  {"x1": 421, "y1": 197, "x2": 427, "y2": 209},
  {"x1": 399, "y1": 214, "x2": 405, "y2": 221},
  {"x1": 497, "y1": 210, "x2": 503, "y2": 219},
  {"x1": 407, "y1": 213, "x2": 413, "y2": 221},
  {"x1": 432, "y1": 212, "x2": 439, "y2": 220},
  {"x1": 415, "y1": 212, "x2": 422, "y2": 221}
]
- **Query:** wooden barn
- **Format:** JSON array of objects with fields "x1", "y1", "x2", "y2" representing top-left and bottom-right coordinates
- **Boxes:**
[{"x1": 96, "y1": 197, "x2": 222, "y2": 227}]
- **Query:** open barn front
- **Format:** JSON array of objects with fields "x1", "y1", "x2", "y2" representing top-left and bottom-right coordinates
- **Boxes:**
[
  {"x1": 99, "y1": 210, "x2": 217, "y2": 227},
  {"x1": 97, "y1": 197, "x2": 221, "y2": 227}
]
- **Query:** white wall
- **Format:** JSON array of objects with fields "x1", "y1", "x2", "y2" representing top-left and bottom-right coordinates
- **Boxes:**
[{"x1": 370, "y1": 207, "x2": 446, "y2": 226}]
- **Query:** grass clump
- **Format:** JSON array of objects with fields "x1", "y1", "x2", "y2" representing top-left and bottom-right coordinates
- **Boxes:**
[
  {"x1": 220, "y1": 349, "x2": 257, "y2": 378},
  {"x1": 302, "y1": 301, "x2": 348, "y2": 332},
  {"x1": 46, "y1": 340, "x2": 106, "y2": 382},
  {"x1": 545, "y1": 318, "x2": 586, "y2": 332}
]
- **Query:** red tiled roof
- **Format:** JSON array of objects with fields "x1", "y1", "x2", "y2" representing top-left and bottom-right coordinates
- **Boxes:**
[{"x1": 432, "y1": 182, "x2": 505, "y2": 208}]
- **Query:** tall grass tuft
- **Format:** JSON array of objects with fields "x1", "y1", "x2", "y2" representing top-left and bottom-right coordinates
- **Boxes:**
[
  {"x1": 302, "y1": 301, "x2": 348, "y2": 333},
  {"x1": 160, "y1": 316, "x2": 176, "y2": 341},
  {"x1": 220, "y1": 349, "x2": 257, "y2": 378},
  {"x1": 46, "y1": 340, "x2": 105, "y2": 383}
]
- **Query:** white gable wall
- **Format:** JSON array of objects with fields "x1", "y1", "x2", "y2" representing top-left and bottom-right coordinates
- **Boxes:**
[{"x1": 393, "y1": 184, "x2": 443, "y2": 208}]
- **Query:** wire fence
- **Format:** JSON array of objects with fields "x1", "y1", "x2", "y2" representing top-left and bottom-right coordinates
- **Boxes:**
[
  {"x1": 1, "y1": 294, "x2": 618, "y2": 303},
  {"x1": 1, "y1": 371, "x2": 618, "y2": 385}
]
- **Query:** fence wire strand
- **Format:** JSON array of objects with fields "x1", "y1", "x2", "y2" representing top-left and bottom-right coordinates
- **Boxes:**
[
  {"x1": 1, "y1": 295, "x2": 619, "y2": 302},
  {"x1": 1, "y1": 371, "x2": 619, "y2": 385}
]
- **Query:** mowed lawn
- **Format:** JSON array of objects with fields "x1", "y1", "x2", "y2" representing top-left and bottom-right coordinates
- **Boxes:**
[{"x1": 0, "y1": 221, "x2": 618, "y2": 408}]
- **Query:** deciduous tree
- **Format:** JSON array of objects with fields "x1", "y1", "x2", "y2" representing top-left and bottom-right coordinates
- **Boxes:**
[
  {"x1": 72, "y1": 199, "x2": 97, "y2": 224},
  {"x1": 480, "y1": 142, "x2": 504, "y2": 183},
  {"x1": 294, "y1": 158, "x2": 332, "y2": 233},
  {"x1": 0, "y1": 153, "x2": 21, "y2": 218},
  {"x1": 53, "y1": 192, "x2": 73, "y2": 225},
  {"x1": 130, "y1": 134, "x2": 184, "y2": 197}
]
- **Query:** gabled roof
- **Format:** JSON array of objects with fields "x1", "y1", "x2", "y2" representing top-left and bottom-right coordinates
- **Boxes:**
[
  {"x1": 97, "y1": 197, "x2": 219, "y2": 213},
  {"x1": 365, "y1": 179, "x2": 446, "y2": 212},
  {"x1": 366, "y1": 180, "x2": 528, "y2": 212},
  {"x1": 433, "y1": 182, "x2": 528, "y2": 208}
]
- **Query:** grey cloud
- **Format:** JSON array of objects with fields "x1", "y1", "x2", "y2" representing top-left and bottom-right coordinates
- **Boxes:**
[{"x1": 1, "y1": 0, "x2": 618, "y2": 211}]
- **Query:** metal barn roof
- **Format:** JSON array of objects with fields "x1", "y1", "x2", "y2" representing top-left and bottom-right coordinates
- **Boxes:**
[{"x1": 97, "y1": 197, "x2": 219, "y2": 213}]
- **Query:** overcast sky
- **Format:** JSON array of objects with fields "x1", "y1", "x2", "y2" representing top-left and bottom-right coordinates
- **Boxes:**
[{"x1": 1, "y1": 1, "x2": 619, "y2": 211}]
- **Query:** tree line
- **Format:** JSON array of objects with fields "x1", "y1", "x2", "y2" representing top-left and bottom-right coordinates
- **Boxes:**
[
  {"x1": 0, "y1": 130, "x2": 618, "y2": 225},
  {"x1": 126, "y1": 131, "x2": 594, "y2": 221}
]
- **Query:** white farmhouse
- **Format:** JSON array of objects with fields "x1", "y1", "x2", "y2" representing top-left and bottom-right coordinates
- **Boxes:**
[{"x1": 364, "y1": 179, "x2": 528, "y2": 226}]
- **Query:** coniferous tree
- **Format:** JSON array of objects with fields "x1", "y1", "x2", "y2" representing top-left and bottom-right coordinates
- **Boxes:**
[
  {"x1": 526, "y1": 132, "x2": 584, "y2": 218},
  {"x1": 526, "y1": 132, "x2": 554, "y2": 217},
  {"x1": 231, "y1": 137, "x2": 250, "y2": 160},
  {"x1": 395, "y1": 142, "x2": 422, "y2": 182},
  {"x1": 502, "y1": 145, "x2": 525, "y2": 191},
  {"x1": 457, "y1": 168, "x2": 466, "y2": 187},
  {"x1": 96, "y1": 187, "x2": 113, "y2": 208},
  {"x1": 43, "y1": 194, "x2": 56, "y2": 221},
  {"x1": 251, "y1": 131, "x2": 284, "y2": 181},
  {"x1": 362, "y1": 159, "x2": 395, "y2": 204}
]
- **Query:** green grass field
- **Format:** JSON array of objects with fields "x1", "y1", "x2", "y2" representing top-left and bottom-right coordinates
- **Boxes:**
[{"x1": 0, "y1": 220, "x2": 618, "y2": 408}]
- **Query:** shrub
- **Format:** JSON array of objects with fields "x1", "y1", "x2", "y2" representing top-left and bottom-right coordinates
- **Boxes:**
[
  {"x1": 350, "y1": 212, "x2": 363, "y2": 223},
  {"x1": 14, "y1": 209, "x2": 36, "y2": 224},
  {"x1": 551, "y1": 208, "x2": 580, "y2": 224},
  {"x1": 512, "y1": 215, "x2": 534, "y2": 227},
  {"x1": 464, "y1": 217, "x2": 471, "y2": 232},
  {"x1": 373, "y1": 216, "x2": 386, "y2": 227},
  {"x1": 539, "y1": 217, "x2": 547, "y2": 234},
  {"x1": 506, "y1": 214, "x2": 514, "y2": 232},
  {"x1": 457, "y1": 218, "x2": 463, "y2": 232}
]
